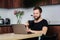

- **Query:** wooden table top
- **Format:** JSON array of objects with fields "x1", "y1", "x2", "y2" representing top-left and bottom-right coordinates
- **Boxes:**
[{"x1": 0, "y1": 33, "x2": 42, "y2": 40}]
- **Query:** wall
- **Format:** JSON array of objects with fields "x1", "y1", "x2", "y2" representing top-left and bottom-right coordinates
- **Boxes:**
[
  {"x1": 0, "y1": 5, "x2": 60, "y2": 24},
  {"x1": 0, "y1": 8, "x2": 33, "y2": 24}
]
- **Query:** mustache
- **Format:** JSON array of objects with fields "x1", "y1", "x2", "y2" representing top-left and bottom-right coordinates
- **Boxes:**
[
  {"x1": 31, "y1": 15, "x2": 41, "y2": 20},
  {"x1": 34, "y1": 16, "x2": 40, "y2": 20}
]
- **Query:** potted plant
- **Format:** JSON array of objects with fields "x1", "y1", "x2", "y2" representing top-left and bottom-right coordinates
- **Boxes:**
[{"x1": 14, "y1": 10, "x2": 24, "y2": 24}]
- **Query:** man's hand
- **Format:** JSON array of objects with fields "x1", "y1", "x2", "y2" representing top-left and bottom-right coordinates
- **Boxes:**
[
  {"x1": 26, "y1": 29, "x2": 39, "y2": 34},
  {"x1": 26, "y1": 29, "x2": 32, "y2": 32},
  {"x1": 26, "y1": 28, "x2": 43, "y2": 34}
]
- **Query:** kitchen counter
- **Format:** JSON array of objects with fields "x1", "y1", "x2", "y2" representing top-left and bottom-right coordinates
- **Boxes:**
[
  {"x1": 0, "y1": 24, "x2": 12, "y2": 27},
  {"x1": 0, "y1": 24, "x2": 60, "y2": 26}
]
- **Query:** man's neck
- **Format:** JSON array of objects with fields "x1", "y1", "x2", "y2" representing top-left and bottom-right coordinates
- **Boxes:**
[{"x1": 34, "y1": 17, "x2": 43, "y2": 23}]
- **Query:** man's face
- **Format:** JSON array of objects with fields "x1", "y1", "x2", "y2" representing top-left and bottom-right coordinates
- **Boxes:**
[{"x1": 33, "y1": 9, "x2": 41, "y2": 20}]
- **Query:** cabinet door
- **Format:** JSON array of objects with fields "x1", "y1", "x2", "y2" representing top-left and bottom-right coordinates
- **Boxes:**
[
  {"x1": 0, "y1": 26, "x2": 13, "y2": 34},
  {"x1": 0, "y1": 27, "x2": 2, "y2": 33},
  {"x1": 12, "y1": 0, "x2": 23, "y2": 8}
]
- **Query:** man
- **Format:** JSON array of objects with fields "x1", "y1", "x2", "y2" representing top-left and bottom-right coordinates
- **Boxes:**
[{"x1": 25, "y1": 6, "x2": 48, "y2": 40}]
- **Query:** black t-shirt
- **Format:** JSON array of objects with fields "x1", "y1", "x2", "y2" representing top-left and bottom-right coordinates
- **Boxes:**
[
  {"x1": 24, "y1": 19, "x2": 48, "y2": 40},
  {"x1": 28, "y1": 19, "x2": 48, "y2": 31}
]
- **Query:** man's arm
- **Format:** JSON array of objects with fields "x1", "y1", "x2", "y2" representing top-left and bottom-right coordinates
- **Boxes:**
[
  {"x1": 25, "y1": 21, "x2": 48, "y2": 35},
  {"x1": 25, "y1": 21, "x2": 30, "y2": 31},
  {"x1": 27, "y1": 26, "x2": 48, "y2": 35}
]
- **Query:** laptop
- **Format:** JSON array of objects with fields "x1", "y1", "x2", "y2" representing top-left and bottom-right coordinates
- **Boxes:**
[{"x1": 12, "y1": 24, "x2": 27, "y2": 34}]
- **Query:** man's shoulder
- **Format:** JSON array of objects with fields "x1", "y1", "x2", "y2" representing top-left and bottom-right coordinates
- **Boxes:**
[
  {"x1": 28, "y1": 20, "x2": 34, "y2": 23},
  {"x1": 42, "y1": 19, "x2": 48, "y2": 22},
  {"x1": 42, "y1": 19, "x2": 48, "y2": 25}
]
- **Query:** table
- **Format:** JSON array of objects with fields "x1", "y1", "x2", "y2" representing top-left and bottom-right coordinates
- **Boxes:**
[{"x1": 0, "y1": 33, "x2": 42, "y2": 40}]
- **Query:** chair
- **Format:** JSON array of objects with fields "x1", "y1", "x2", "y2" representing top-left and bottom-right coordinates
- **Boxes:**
[
  {"x1": 40, "y1": 34, "x2": 57, "y2": 40},
  {"x1": 40, "y1": 26, "x2": 58, "y2": 40}
]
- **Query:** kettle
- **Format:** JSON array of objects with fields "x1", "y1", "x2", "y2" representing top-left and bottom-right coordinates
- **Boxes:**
[{"x1": 4, "y1": 18, "x2": 10, "y2": 25}]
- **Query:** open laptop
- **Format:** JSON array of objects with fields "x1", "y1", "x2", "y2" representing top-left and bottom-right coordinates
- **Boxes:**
[{"x1": 12, "y1": 24, "x2": 27, "y2": 34}]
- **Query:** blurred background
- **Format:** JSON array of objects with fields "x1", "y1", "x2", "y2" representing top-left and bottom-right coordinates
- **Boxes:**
[
  {"x1": 0, "y1": 0, "x2": 60, "y2": 40},
  {"x1": 0, "y1": 0, "x2": 60, "y2": 24}
]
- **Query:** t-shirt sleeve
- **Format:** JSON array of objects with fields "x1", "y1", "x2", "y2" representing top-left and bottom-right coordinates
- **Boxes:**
[
  {"x1": 28, "y1": 20, "x2": 34, "y2": 28},
  {"x1": 43, "y1": 20, "x2": 48, "y2": 27},
  {"x1": 28, "y1": 20, "x2": 33, "y2": 25}
]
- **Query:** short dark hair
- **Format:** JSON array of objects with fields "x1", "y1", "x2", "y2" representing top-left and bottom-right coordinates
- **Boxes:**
[{"x1": 33, "y1": 6, "x2": 42, "y2": 13}]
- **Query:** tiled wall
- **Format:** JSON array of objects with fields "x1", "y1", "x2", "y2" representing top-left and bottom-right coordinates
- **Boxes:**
[{"x1": 0, "y1": 5, "x2": 60, "y2": 24}]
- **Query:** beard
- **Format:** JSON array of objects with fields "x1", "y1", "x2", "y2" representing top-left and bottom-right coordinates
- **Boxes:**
[{"x1": 34, "y1": 16, "x2": 41, "y2": 20}]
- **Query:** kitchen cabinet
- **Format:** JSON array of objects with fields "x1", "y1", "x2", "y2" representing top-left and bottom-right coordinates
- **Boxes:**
[{"x1": 0, "y1": 0, "x2": 60, "y2": 8}]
